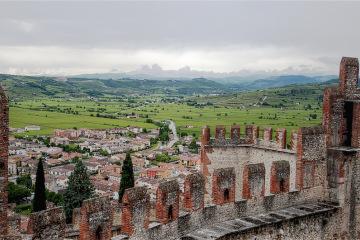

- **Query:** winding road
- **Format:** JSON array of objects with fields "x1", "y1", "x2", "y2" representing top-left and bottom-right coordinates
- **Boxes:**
[{"x1": 166, "y1": 120, "x2": 179, "y2": 148}]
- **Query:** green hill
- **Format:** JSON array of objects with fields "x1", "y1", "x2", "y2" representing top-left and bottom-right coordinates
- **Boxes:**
[
  {"x1": 0, "y1": 74, "x2": 230, "y2": 99},
  {"x1": 194, "y1": 79, "x2": 338, "y2": 109}
]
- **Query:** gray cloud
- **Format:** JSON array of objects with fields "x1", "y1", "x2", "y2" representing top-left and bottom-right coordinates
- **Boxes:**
[{"x1": 0, "y1": 1, "x2": 359, "y2": 75}]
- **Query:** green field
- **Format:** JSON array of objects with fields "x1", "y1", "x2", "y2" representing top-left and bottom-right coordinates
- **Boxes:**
[
  {"x1": 2, "y1": 72, "x2": 334, "y2": 138},
  {"x1": 10, "y1": 94, "x2": 322, "y2": 138}
]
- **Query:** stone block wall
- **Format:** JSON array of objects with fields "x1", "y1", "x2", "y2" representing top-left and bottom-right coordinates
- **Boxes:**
[
  {"x1": 351, "y1": 102, "x2": 360, "y2": 148},
  {"x1": 121, "y1": 187, "x2": 150, "y2": 236},
  {"x1": 201, "y1": 126, "x2": 210, "y2": 146},
  {"x1": 270, "y1": 160, "x2": 290, "y2": 194},
  {"x1": 72, "y1": 208, "x2": 81, "y2": 229},
  {"x1": 339, "y1": 57, "x2": 359, "y2": 97},
  {"x1": 155, "y1": 180, "x2": 180, "y2": 224},
  {"x1": 27, "y1": 207, "x2": 66, "y2": 240},
  {"x1": 215, "y1": 125, "x2": 226, "y2": 145},
  {"x1": 0, "y1": 86, "x2": 9, "y2": 236},
  {"x1": 263, "y1": 127, "x2": 273, "y2": 142},
  {"x1": 295, "y1": 126, "x2": 325, "y2": 190},
  {"x1": 230, "y1": 125, "x2": 240, "y2": 144},
  {"x1": 243, "y1": 164, "x2": 265, "y2": 199},
  {"x1": 275, "y1": 128, "x2": 287, "y2": 149},
  {"x1": 79, "y1": 196, "x2": 113, "y2": 240},
  {"x1": 290, "y1": 130, "x2": 298, "y2": 151},
  {"x1": 245, "y1": 125, "x2": 259, "y2": 144},
  {"x1": 212, "y1": 168, "x2": 235, "y2": 204},
  {"x1": 183, "y1": 173, "x2": 205, "y2": 212}
]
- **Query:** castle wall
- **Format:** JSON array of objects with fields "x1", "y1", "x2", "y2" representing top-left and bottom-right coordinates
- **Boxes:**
[
  {"x1": 183, "y1": 173, "x2": 205, "y2": 212},
  {"x1": 197, "y1": 211, "x2": 336, "y2": 240},
  {"x1": 202, "y1": 145, "x2": 297, "y2": 200},
  {"x1": 155, "y1": 180, "x2": 180, "y2": 224},
  {"x1": 121, "y1": 187, "x2": 150, "y2": 237},
  {"x1": 0, "y1": 86, "x2": 9, "y2": 236},
  {"x1": 27, "y1": 207, "x2": 66, "y2": 240},
  {"x1": 79, "y1": 197, "x2": 113, "y2": 240}
]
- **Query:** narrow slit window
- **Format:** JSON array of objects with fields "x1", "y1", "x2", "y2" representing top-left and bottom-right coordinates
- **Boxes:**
[
  {"x1": 224, "y1": 189, "x2": 230, "y2": 201},
  {"x1": 168, "y1": 205, "x2": 173, "y2": 220}
]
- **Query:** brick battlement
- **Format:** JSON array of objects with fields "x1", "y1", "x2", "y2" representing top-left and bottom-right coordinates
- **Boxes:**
[
  {"x1": 202, "y1": 125, "x2": 296, "y2": 152},
  {"x1": 23, "y1": 170, "x2": 337, "y2": 240}
]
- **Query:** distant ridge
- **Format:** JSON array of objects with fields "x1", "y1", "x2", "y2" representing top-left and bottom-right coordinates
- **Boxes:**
[{"x1": 0, "y1": 73, "x2": 337, "y2": 99}]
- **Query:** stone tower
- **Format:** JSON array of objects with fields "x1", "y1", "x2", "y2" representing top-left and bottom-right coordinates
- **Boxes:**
[
  {"x1": 0, "y1": 85, "x2": 9, "y2": 236},
  {"x1": 323, "y1": 57, "x2": 360, "y2": 239}
]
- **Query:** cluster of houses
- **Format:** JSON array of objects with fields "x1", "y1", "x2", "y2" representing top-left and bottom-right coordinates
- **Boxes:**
[{"x1": 8, "y1": 126, "x2": 200, "y2": 201}]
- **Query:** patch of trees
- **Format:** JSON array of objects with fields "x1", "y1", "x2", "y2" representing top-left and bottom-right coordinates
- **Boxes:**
[
  {"x1": 8, "y1": 182, "x2": 31, "y2": 204},
  {"x1": 309, "y1": 113, "x2": 317, "y2": 120},
  {"x1": 95, "y1": 113, "x2": 117, "y2": 119},
  {"x1": 61, "y1": 144, "x2": 87, "y2": 153},
  {"x1": 150, "y1": 137, "x2": 159, "y2": 146},
  {"x1": 46, "y1": 190, "x2": 64, "y2": 206},
  {"x1": 16, "y1": 174, "x2": 32, "y2": 189},
  {"x1": 304, "y1": 104, "x2": 312, "y2": 110},
  {"x1": 99, "y1": 148, "x2": 110, "y2": 156},
  {"x1": 155, "y1": 153, "x2": 172, "y2": 162},
  {"x1": 158, "y1": 123, "x2": 170, "y2": 142},
  {"x1": 188, "y1": 139, "x2": 199, "y2": 154}
]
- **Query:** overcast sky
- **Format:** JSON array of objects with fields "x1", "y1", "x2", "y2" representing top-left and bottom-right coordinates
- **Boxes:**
[{"x1": 0, "y1": 1, "x2": 359, "y2": 76}]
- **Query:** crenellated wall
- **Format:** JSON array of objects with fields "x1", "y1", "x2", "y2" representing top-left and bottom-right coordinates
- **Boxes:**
[
  {"x1": 27, "y1": 207, "x2": 66, "y2": 240},
  {"x1": 200, "y1": 124, "x2": 302, "y2": 200},
  {"x1": 121, "y1": 187, "x2": 150, "y2": 237},
  {"x1": 79, "y1": 196, "x2": 113, "y2": 240}
]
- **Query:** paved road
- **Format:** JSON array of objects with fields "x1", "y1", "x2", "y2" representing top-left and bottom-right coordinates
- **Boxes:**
[{"x1": 167, "y1": 120, "x2": 179, "y2": 148}]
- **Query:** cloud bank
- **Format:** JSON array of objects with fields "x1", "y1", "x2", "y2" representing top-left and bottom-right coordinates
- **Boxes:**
[{"x1": 0, "y1": 1, "x2": 358, "y2": 76}]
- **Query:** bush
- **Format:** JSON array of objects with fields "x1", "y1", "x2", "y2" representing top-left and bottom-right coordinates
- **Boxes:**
[
  {"x1": 145, "y1": 118, "x2": 153, "y2": 123},
  {"x1": 46, "y1": 190, "x2": 64, "y2": 206},
  {"x1": 8, "y1": 182, "x2": 31, "y2": 204},
  {"x1": 16, "y1": 174, "x2": 32, "y2": 189},
  {"x1": 189, "y1": 139, "x2": 199, "y2": 153}
]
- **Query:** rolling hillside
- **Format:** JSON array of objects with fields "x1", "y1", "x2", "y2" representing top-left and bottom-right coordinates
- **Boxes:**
[
  {"x1": 0, "y1": 75, "x2": 229, "y2": 99},
  {"x1": 0, "y1": 73, "x2": 337, "y2": 101}
]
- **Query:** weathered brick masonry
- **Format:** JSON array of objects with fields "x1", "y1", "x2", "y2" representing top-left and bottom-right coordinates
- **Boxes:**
[
  {"x1": 155, "y1": 180, "x2": 180, "y2": 224},
  {"x1": 121, "y1": 187, "x2": 150, "y2": 236},
  {"x1": 27, "y1": 207, "x2": 66, "y2": 240},
  {"x1": 183, "y1": 173, "x2": 205, "y2": 211},
  {"x1": 0, "y1": 85, "x2": 8, "y2": 236},
  {"x1": 79, "y1": 197, "x2": 113, "y2": 240}
]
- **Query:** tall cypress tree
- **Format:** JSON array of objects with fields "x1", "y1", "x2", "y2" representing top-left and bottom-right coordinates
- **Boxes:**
[
  {"x1": 64, "y1": 160, "x2": 95, "y2": 222},
  {"x1": 33, "y1": 158, "x2": 46, "y2": 212},
  {"x1": 119, "y1": 151, "x2": 134, "y2": 202}
]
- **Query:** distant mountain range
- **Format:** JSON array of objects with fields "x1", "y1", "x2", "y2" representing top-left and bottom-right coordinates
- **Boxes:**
[
  {"x1": 0, "y1": 73, "x2": 338, "y2": 99},
  {"x1": 230, "y1": 75, "x2": 336, "y2": 90},
  {"x1": 73, "y1": 64, "x2": 337, "y2": 84}
]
